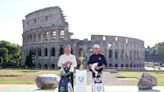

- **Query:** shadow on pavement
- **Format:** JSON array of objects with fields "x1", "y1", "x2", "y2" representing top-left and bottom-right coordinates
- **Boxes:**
[{"x1": 139, "y1": 89, "x2": 161, "y2": 92}]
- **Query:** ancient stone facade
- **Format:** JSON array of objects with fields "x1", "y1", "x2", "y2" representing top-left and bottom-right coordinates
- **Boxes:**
[{"x1": 22, "y1": 6, "x2": 145, "y2": 70}]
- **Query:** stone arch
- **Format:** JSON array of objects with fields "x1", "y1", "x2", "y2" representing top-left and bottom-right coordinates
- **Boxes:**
[
  {"x1": 137, "y1": 51, "x2": 139, "y2": 60},
  {"x1": 52, "y1": 31, "x2": 56, "y2": 40},
  {"x1": 109, "y1": 63, "x2": 113, "y2": 67},
  {"x1": 134, "y1": 64, "x2": 136, "y2": 68},
  {"x1": 44, "y1": 48, "x2": 48, "y2": 56},
  {"x1": 51, "y1": 64, "x2": 55, "y2": 69},
  {"x1": 109, "y1": 49, "x2": 112, "y2": 58},
  {"x1": 115, "y1": 64, "x2": 118, "y2": 68},
  {"x1": 38, "y1": 48, "x2": 41, "y2": 56},
  {"x1": 125, "y1": 51, "x2": 128, "y2": 59},
  {"x1": 33, "y1": 33, "x2": 36, "y2": 42},
  {"x1": 130, "y1": 50, "x2": 133, "y2": 61},
  {"x1": 38, "y1": 33, "x2": 42, "y2": 41},
  {"x1": 51, "y1": 47, "x2": 55, "y2": 56},
  {"x1": 134, "y1": 50, "x2": 136, "y2": 60},
  {"x1": 30, "y1": 34, "x2": 32, "y2": 42},
  {"x1": 37, "y1": 63, "x2": 41, "y2": 69},
  {"x1": 60, "y1": 30, "x2": 64, "y2": 38},
  {"x1": 45, "y1": 32, "x2": 49, "y2": 40},
  {"x1": 115, "y1": 49, "x2": 119, "y2": 59},
  {"x1": 115, "y1": 36, "x2": 118, "y2": 41},
  {"x1": 44, "y1": 64, "x2": 48, "y2": 69},
  {"x1": 130, "y1": 64, "x2": 133, "y2": 68},
  {"x1": 30, "y1": 48, "x2": 36, "y2": 55},
  {"x1": 59, "y1": 47, "x2": 64, "y2": 55},
  {"x1": 126, "y1": 64, "x2": 129, "y2": 67},
  {"x1": 121, "y1": 64, "x2": 124, "y2": 67},
  {"x1": 121, "y1": 49, "x2": 124, "y2": 58}
]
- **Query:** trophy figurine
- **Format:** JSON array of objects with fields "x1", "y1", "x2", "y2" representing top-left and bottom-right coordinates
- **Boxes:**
[
  {"x1": 79, "y1": 50, "x2": 85, "y2": 70},
  {"x1": 76, "y1": 49, "x2": 87, "y2": 92}
]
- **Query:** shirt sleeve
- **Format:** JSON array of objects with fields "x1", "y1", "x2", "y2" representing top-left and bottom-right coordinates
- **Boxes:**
[
  {"x1": 102, "y1": 55, "x2": 107, "y2": 66},
  {"x1": 88, "y1": 55, "x2": 93, "y2": 65},
  {"x1": 72, "y1": 55, "x2": 77, "y2": 68},
  {"x1": 57, "y1": 55, "x2": 63, "y2": 67}
]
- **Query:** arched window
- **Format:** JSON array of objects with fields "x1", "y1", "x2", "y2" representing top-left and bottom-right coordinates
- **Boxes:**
[
  {"x1": 45, "y1": 32, "x2": 49, "y2": 40},
  {"x1": 44, "y1": 48, "x2": 48, "y2": 56},
  {"x1": 60, "y1": 31, "x2": 64, "y2": 38},
  {"x1": 52, "y1": 31, "x2": 56, "y2": 40},
  {"x1": 51, "y1": 47, "x2": 55, "y2": 56}
]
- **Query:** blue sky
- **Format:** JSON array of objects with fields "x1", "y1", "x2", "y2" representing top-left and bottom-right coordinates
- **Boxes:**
[{"x1": 0, "y1": 0, "x2": 164, "y2": 47}]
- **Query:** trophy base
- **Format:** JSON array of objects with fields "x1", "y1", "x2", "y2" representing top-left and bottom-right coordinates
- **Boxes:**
[{"x1": 75, "y1": 69, "x2": 87, "y2": 92}]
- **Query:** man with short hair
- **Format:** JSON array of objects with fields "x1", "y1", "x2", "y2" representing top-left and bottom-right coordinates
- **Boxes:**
[
  {"x1": 88, "y1": 44, "x2": 107, "y2": 76},
  {"x1": 58, "y1": 45, "x2": 77, "y2": 88}
]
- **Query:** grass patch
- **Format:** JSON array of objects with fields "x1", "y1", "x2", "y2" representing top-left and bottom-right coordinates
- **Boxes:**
[
  {"x1": 21, "y1": 70, "x2": 39, "y2": 73},
  {"x1": 0, "y1": 69, "x2": 60, "y2": 84},
  {"x1": 116, "y1": 76, "x2": 139, "y2": 79},
  {"x1": 119, "y1": 71, "x2": 164, "y2": 86},
  {"x1": 0, "y1": 74, "x2": 22, "y2": 77}
]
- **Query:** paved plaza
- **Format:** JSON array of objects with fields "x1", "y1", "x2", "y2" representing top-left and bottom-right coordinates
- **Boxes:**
[
  {"x1": 0, "y1": 85, "x2": 164, "y2": 92},
  {"x1": 0, "y1": 71, "x2": 164, "y2": 92}
]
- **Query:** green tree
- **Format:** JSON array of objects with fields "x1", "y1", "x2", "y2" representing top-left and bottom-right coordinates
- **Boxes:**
[
  {"x1": 0, "y1": 57, "x2": 3, "y2": 64},
  {"x1": 0, "y1": 40, "x2": 21, "y2": 68},
  {"x1": 155, "y1": 42, "x2": 164, "y2": 64},
  {"x1": 0, "y1": 48, "x2": 9, "y2": 62},
  {"x1": 25, "y1": 51, "x2": 34, "y2": 68}
]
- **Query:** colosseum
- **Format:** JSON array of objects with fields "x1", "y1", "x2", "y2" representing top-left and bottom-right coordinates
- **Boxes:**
[{"x1": 22, "y1": 6, "x2": 145, "y2": 70}]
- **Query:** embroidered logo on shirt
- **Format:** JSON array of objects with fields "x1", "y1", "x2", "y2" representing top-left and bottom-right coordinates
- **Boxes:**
[{"x1": 99, "y1": 57, "x2": 101, "y2": 60}]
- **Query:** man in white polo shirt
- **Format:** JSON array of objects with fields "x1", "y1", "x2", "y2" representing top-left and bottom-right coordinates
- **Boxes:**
[{"x1": 57, "y1": 45, "x2": 77, "y2": 89}]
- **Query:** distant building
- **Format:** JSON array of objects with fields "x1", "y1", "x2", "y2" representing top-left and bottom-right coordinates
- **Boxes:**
[{"x1": 22, "y1": 6, "x2": 145, "y2": 70}]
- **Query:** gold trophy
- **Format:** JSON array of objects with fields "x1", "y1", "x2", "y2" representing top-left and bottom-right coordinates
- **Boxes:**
[{"x1": 79, "y1": 50, "x2": 85, "y2": 70}]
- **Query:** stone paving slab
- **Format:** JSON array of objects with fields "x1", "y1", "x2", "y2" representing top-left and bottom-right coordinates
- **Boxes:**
[{"x1": 0, "y1": 85, "x2": 164, "y2": 92}]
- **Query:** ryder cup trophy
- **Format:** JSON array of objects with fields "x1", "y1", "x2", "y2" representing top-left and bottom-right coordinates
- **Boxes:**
[
  {"x1": 79, "y1": 50, "x2": 85, "y2": 70},
  {"x1": 76, "y1": 49, "x2": 87, "y2": 92}
]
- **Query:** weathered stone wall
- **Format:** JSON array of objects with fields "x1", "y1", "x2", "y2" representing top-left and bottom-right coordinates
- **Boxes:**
[{"x1": 22, "y1": 6, "x2": 145, "y2": 70}]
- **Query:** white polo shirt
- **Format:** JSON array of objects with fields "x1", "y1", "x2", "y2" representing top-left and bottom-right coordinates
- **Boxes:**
[{"x1": 57, "y1": 54, "x2": 77, "y2": 72}]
